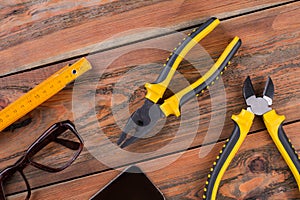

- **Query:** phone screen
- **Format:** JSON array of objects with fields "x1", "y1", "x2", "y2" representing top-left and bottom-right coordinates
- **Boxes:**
[{"x1": 90, "y1": 166, "x2": 165, "y2": 200}]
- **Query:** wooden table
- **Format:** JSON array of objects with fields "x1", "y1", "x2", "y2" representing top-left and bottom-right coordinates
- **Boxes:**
[{"x1": 0, "y1": 0, "x2": 299, "y2": 199}]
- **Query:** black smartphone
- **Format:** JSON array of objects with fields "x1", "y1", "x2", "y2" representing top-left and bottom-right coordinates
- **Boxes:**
[{"x1": 90, "y1": 165, "x2": 165, "y2": 200}]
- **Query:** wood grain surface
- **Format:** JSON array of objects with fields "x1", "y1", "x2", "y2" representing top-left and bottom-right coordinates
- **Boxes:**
[
  {"x1": 0, "y1": 0, "x2": 293, "y2": 75},
  {"x1": 0, "y1": 0, "x2": 299, "y2": 199}
]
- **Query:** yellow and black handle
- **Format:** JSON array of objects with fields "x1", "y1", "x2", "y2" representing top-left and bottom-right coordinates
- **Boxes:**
[
  {"x1": 160, "y1": 36, "x2": 241, "y2": 117},
  {"x1": 203, "y1": 109, "x2": 254, "y2": 200},
  {"x1": 145, "y1": 17, "x2": 220, "y2": 104},
  {"x1": 263, "y1": 109, "x2": 300, "y2": 190}
]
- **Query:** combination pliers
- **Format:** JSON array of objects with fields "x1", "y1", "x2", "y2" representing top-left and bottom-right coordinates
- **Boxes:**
[
  {"x1": 117, "y1": 17, "x2": 242, "y2": 148},
  {"x1": 203, "y1": 76, "x2": 300, "y2": 200}
]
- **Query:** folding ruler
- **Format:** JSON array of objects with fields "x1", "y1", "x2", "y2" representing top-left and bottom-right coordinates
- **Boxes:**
[{"x1": 0, "y1": 57, "x2": 92, "y2": 132}]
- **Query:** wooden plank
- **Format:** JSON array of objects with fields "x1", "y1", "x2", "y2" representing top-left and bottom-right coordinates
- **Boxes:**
[
  {"x1": 0, "y1": 0, "x2": 292, "y2": 75},
  {"x1": 0, "y1": 1, "x2": 299, "y2": 195},
  {"x1": 7, "y1": 122, "x2": 300, "y2": 199}
]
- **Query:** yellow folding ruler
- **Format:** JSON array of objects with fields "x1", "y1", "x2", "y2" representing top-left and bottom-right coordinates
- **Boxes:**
[{"x1": 0, "y1": 57, "x2": 92, "y2": 132}]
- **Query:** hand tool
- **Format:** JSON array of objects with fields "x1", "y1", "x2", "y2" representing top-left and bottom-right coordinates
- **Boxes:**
[
  {"x1": 203, "y1": 76, "x2": 300, "y2": 200},
  {"x1": 117, "y1": 17, "x2": 242, "y2": 148},
  {"x1": 0, "y1": 57, "x2": 92, "y2": 132}
]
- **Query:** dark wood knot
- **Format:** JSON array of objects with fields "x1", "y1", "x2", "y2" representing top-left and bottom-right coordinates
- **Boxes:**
[{"x1": 248, "y1": 156, "x2": 268, "y2": 173}]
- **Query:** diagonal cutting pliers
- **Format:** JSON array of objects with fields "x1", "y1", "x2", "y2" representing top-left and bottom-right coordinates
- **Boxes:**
[
  {"x1": 203, "y1": 76, "x2": 300, "y2": 200},
  {"x1": 117, "y1": 17, "x2": 242, "y2": 148}
]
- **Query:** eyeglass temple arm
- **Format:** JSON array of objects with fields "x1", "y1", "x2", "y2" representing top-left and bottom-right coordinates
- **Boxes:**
[
  {"x1": 0, "y1": 183, "x2": 6, "y2": 200},
  {"x1": 19, "y1": 170, "x2": 31, "y2": 200}
]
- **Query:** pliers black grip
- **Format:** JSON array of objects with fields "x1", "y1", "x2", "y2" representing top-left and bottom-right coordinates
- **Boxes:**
[
  {"x1": 118, "y1": 17, "x2": 242, "y2": 148},
  {"x1": 145, "y1": 17, "x2": 241, "y2": 117},
  {"x1": 203, "y1": 77, "x2": 300, "y2": 200}
]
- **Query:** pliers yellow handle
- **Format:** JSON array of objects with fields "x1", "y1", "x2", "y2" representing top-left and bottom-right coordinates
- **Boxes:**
[
  {"x1": 160, "y1": 37, "x2": 240, "y2": 117},
  {"x1": 203, "y1": 77, "x2": 300, "y2": 200},
  {"x1": 145, "y1": 17, "x2": 220, "y2": 104},
  {"x1": 118, "y1": 17, "x2": 242, "y2": 148},
  {"x1": 264, "y1": 110, "x2": 300, "y2": 187},
  {"x1": 145, "y1": 17, "x2": 241, "y2": 117}
]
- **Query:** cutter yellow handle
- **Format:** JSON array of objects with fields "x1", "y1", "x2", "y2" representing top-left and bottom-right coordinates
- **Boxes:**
[
  {"x1": 263, "y1": 109, "x2": 300, "y2": 190},
  {"x1": 160, "y1": 37, "x2": 241, "y2": 117},
  {"x1": 203, "y1": 109, "x2": 254, "y2": 200},
  {"x1": 0, "y1": 57, "x2": 92, "y2": 132},
  {"x1": 145, "y1": 17, "x2": 220, "y2": 104}
]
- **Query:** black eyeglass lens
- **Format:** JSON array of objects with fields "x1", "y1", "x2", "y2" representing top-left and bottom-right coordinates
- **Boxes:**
[
  {"x1": 3, "y1": 171, "x2": 29, "y2": 200},
  {"x1": 30, "y1": 129, "x2": 81, "y2": 170}
]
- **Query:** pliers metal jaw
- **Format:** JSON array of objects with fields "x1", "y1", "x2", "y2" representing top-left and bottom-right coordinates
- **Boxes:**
[
  {"x1": 244, "y1": 76, "x2": 274, "y2": 115},
  {"x1": 203, "y1": 76, "x2": 300, "y2": 200},
  {"x1": 117, "y1": 17, "x2": 242, "y2": 148},
  {"x1": 117, "y1": 99, "x2": 164, "y2": 148}
]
